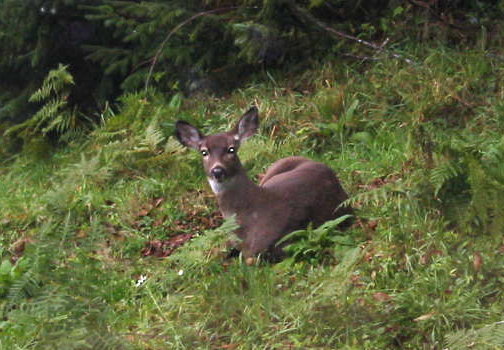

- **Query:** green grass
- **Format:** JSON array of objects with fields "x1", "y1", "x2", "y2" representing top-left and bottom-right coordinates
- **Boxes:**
[{"x1": 1, "y1": 46, "x2": 504, "y2": 349}]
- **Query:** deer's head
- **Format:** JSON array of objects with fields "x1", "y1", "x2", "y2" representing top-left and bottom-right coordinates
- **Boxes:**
[{"x1": 175, "y1": 107, "x2": 259, "y2": 193}]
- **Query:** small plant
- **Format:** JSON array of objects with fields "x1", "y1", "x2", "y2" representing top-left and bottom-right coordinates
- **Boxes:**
[{"x1": 277, "y1": 215, "x2": 355, "y2": 265}]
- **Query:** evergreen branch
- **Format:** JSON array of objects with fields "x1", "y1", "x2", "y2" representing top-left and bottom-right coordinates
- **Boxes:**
[{"x1": 144, "y1": 6, "x2": 253, "y2": 93}]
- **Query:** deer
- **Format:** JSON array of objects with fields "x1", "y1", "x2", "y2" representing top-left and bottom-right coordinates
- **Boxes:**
[{"x1": 175, "y1": 106, "x2": 352, "y2": 261}]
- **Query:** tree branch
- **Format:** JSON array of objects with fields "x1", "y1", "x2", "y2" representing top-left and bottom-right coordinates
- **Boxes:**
[{"x1": 286, "y1": 1, "x2": 415, "y2": 65}]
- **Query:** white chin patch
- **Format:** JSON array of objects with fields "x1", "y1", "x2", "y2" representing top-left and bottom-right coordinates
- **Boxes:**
[{"x1": 208, "y1": 178, "x2": 226, "y2": 194}]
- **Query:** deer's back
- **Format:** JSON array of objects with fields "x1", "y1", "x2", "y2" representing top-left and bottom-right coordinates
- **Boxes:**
[
  {"x1": 237, "y1": 156, "x2": 351, "y2": 258},
  {"x1": 260, "y1": 156, "x2": 350, "y2": 226}
]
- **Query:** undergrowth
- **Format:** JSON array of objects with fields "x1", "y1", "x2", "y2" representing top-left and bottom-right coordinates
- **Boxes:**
[{"x1": 1, "y1": 46, "x2": 504, "y2": 349}]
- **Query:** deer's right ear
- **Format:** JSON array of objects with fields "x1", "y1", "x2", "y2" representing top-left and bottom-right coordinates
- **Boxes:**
[{"x1": 175, "y1": 121, "x2": 203, "y2": 150}]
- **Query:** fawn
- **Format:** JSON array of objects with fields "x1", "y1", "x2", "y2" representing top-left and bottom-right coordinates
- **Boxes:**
[{"x1": 175, "y1": 106, "x2": 352, "y2": 260}]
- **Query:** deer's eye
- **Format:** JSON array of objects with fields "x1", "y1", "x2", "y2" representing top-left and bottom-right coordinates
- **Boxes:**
[
  {"x1": 201, "y1": 149, "x2": 209, "y2": 157},
  {"x1": 227, "y1": 147, "x2": 236, "y2": 154}
]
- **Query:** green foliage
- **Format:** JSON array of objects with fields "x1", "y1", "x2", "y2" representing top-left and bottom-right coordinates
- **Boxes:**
[
  {"x1": 170, "y1": 216, "x2": 239, "y2": 269},
  {"x1": 4, "y1": 64, "x2": 88, "y2": 145},
  {"x1": 278, "y1": 215, "x2": 356, "y2": 265},
  {"x1": 0, "y1": 254, "x2": 33, "y2": 300},
  {"x1": 428, "y1": 131, "x2": 504, "y2": 233},
  {"x1": 446, "y1": 322, "x2": 504, "y2": 350},
  {"x1": 83, "y1": 0, "x2": 234, "y2": 92},
  {"x1": 1, "y1": 0, "x2": 504, "y2": 159},
  {"x1": 0, "y1": 0, "x2": 109, "y2": 133},
  {"x1": 2, "y1": 42, "x2": 504, "y2": 349}
]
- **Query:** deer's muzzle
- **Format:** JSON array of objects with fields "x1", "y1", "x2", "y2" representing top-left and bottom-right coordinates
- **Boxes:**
[{"x1": 210, "y1": 166, "x2": 226, "y2": 182}]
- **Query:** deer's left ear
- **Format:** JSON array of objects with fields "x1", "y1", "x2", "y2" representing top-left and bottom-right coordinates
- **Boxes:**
[{"x1": 233, "y1": 106, "x2": 259, "y2": 142}]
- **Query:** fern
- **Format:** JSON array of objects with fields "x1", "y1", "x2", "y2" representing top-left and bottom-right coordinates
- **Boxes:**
[
  {"x1": 445, "y1": 322, "x2": 504, "y2": 349},
  {"x1": 430, "y1": 157, "x2": 464, "y2": 197},
  {"x1": 164, "y1": 136, "x2": 186, "y2": 155},
  {"x1": 28, "y1": 65, "x2": 74, "y2": 103},
  {"x1": 139, "y1": 117, "x2": 165, "y2": 153},
  {"x1": 4, "y1": 64, "x2": 85, "y2": 142},
  {"x1": 344, "y1": 181, "x2": 408, "y2": 208},
  {"x1": 65, "y1": 153, "x2": 112, "y2": 186},
  {"x1": 277, "y1": 215, "x2": 355, "y2": 265}
]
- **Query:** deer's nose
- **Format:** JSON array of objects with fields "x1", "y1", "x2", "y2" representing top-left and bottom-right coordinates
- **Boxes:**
[{"x1": 211, "y1": 166, "x2": 226, "y2": 181}]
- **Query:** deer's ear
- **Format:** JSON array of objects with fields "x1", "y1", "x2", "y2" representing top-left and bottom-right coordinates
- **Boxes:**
[
  {"x1": 175, "y1": 121, "x2": 204, "y2": 150},
  {"x1": 234, "y1": 106, "x2": 259, "y2": 142}
]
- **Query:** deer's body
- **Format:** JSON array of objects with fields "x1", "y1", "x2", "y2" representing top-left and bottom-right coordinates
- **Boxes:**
[{"x1": 176, "y1": 107, "x2": 352, "y2": 259}]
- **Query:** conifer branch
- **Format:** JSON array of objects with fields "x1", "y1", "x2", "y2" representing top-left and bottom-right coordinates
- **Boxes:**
[{"x1": 144, "y1": 6, "x2": 252, "y2": 93}]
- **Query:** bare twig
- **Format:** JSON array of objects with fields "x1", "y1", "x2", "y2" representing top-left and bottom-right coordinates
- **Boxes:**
[
  {"x1": 342, "y1": 53, "x2": 381, "y2": 62},
  {"x1": 286, "y1": 1, "x2": 416, "y2": 65}
]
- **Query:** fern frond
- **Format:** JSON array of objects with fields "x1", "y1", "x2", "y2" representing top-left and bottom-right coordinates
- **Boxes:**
[
  {"x1": 29, "y1": 64, "x2": 74, "y2": 103},
  {"x1": 445, "y1": 321, "x2": 504, "y2": 349},
  {"x1": 431, "y1": 157, "x2": 464, "y2": 196},
  {"x1": 142, "y1": 117, "x2": 165, "y2": 152},
  {"x1": 4, "y1": 64, "x2": 80, "y2": 140},
  {"x1": 344, "y1": 182, "x2": 407, "y2": 208},
  {"x1": 4, "y1": 270, "x2": 40, "y2": 313},
  {"x1": 66, "y1": 153, "x2": 112, "y2": 186},
  {"x1": 164, "y1": 136, "x2": 186, "y2": 155}
]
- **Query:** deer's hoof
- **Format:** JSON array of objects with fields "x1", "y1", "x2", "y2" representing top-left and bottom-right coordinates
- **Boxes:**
[{"x1": 245, "y1": 257, "x2": 256, "y2": 266}]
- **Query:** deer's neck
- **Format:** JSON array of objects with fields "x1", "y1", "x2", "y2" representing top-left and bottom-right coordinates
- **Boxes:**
[{"x1": 211, "y1": 170, "x2": 261, "y2": 219}]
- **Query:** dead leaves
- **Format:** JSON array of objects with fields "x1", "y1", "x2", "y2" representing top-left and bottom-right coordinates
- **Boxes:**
[
  {"x1": 473, "y1": 251, "x2": 483, "y2": 271},
  {"x1": 9, "y1": 237, "x2": 34, "y2": 264},
  {"x1": 141, "y1": 234, "x2": 194, "y2": 258},
  {"x1": 130, "y1": 194, "x2": 223, "y2": 258},
  {"x1": 372, "y1": 292, "x2": 393, "y2": 303},
  {"x1": 99, "y1": 194, "x2": 224, "y2": 259},
  {"x1": 173, "y1": 209, "x2": 222, "y2": 233},
  {"x1": 141, "y1": 209, "x2": 223, "y2": 258},
  {"x1": 419, "y1": 249, "x2": 444, "y2": 265},
  {"x1": 357, "y1": 174, "x2": 401, "y2": 191}
]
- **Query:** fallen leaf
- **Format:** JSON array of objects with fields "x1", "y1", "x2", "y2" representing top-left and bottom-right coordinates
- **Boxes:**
[
  {"x1": 76, "y1": 229, "x2": 88, "y2": 239},
  {"x1": 153, "y1": 217, "x2": 165, "y2": 227},
  {"x1": 141, "y1": 233, "x2": 194, "y2": 258},
  {"x1": 103, "y1": 222, "x2": 119, "y2": 235},
  {"x1": 137, "y1": 208, "x2": 151, "y2": 217},
  {"x1": 473, "y1": 251, "x2": 483, "y2": 271},
  {"x1": 9, "y1": 237, "x2": 34, "y2": 263},
  {"x1": 413, "y1": 312, "x2": 436, "y2": 322},
  {"x1": 373, "y1": 292, "x2": 393, "y2": 302},
  {"x1": 367, "y1": 220, "x2": 378, "y2": 231},
  {"x1": 420, "y1": 249, "x2": 443, "y2": 265},
  {"x1": 0, "y1": 218, "x2": 11, "y2": 225},
  {"x1": 152, "y1": 197, "x2": 164, "y2": 208},
  {"x1": 245, "y1": 257, "x2": 256, "y2": 266}
]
